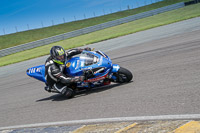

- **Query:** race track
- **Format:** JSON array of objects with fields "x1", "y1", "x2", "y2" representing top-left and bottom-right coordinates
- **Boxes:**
[{"x1": 0, "y1": 17, "x2": 200, "y2": 128}]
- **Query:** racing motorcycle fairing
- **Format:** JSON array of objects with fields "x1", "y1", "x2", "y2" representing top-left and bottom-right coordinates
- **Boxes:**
[
  {"x1": 26, "y1": 50, "x2": 121, "y2": 86},
  {"x1": 26, "y1": 49, "x2": 133, "y2": 98},
  {"x1": 26, "y1": 65, "x2": 46, "y2": 83},
  {"x1": 65, "y1": 50, "x2": 112, "y2": 77},
  {"x1": 111, "y1": 64, "x2": 120, "y2": 73}
]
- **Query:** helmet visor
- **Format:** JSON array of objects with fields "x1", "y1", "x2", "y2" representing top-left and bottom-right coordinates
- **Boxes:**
[{"x1": 56, "y1": 55, "x2": 65, "y2": 62}]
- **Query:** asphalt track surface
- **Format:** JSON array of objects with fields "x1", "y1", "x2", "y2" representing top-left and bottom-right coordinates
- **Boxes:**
[{"x1": 0, "y1": 17, "x2": 200, "y2": 128}]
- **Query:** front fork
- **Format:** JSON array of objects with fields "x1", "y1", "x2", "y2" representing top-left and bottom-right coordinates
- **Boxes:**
[{"x1": 109, "y1": 64, "x2": 120, "y2": 82}]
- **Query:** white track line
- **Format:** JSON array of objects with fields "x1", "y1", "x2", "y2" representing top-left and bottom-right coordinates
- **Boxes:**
[{"x1": 1, "y1": 114, "x2": 200, "y2": 131}]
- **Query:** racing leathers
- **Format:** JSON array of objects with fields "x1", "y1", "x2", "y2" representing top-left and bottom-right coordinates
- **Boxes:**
[{"x1": 44, "y1": 48, "x2": 87, "y2": 94}]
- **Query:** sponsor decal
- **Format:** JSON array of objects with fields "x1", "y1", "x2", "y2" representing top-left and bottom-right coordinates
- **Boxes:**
[
  {"x1": 86, "y1": 75, "x2": 107, "y2": 82},
  {"x1": 81, "y1": 67, "x2": 92, "y2": 70},
  {"x1": 29, "y1": 68, "x2": 35, "y2": 73},
  {"x1": 75, "y1": 60, "x2": 80, "y2": 69},
  {"x1": 36, "y1": 68, "x2": 41, "y2": 72},
  {"x1": 86, "y1": 72, "x2": 108, "y2": 82},
  {"x1": 113, "y1": 65, "x2": 120, "y2": 70},
  {"x1": 66, "y1": 62, "x2": 71, "y2": 68},
  {"x1": 29, "y1": 68, "x2": 41, "y2": 73}
]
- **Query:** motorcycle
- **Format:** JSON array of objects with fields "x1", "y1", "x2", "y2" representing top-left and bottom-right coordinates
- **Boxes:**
[{"x1": 26, "y1": 50, "x2": 133, "y2": 98}]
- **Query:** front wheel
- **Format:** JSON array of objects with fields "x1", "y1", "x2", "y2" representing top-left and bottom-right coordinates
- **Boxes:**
[{"x1": 114, "y1": 67, "x2": 133, "y2": 83}]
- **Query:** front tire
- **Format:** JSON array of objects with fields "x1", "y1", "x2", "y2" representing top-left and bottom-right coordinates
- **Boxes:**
[{"x1": 115, "y1": 67, "x2": 133, "y2": 83}]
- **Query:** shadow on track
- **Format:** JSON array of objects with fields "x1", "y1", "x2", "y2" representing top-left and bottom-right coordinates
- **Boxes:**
[{"x1": 36, "y1": 82, "x2": 131, "y2": 102}]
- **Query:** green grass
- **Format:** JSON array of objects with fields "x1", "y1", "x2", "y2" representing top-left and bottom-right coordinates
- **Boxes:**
[
  {"x1": 0, "y1": 3, "x2": 200, "y2": 67},
  {"x1": 0, "y1": 0, "x2": 190, "y2": 50}
]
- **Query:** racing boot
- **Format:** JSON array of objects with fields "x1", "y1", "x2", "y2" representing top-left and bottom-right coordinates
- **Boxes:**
[
  {"x1": 44, "y1": 85, "x2": 51, "y2": 92},
  {"x1": 53, "y1": 83, "x2": 74, "y2": 98},
  {"x1": 53, "y1": 83, "x2": 67, "y2": 94}
]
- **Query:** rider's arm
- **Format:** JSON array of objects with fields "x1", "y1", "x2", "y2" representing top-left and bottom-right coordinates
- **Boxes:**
[
  {"x1": 66, "y1": 48, "x2": 82, "y2": 59},
  {"x1": 50, "y1": 65, "x2": 84, "y2": 84},
  {"x1": 66, "y1": 47, "x2": 91, "y2": 59},
  {"x1": 50, "y1": 65, "x2": 72, "y2": 84}
]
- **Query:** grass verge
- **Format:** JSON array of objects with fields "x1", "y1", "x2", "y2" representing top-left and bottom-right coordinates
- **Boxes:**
[
  {"x1": 0, "y1": 0, "x2": 190, "y2": 50},
  {"x1": 0, "y1": 3, "x2": 200, "y2": 67}
]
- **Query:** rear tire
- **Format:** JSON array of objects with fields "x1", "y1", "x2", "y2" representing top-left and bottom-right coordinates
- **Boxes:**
[
  {"x1": 115, "y1": 67, "x2": 133, "y2": 83},
  {"x1": 63, "y1": 88, "x2": 75, "y2": 99}
]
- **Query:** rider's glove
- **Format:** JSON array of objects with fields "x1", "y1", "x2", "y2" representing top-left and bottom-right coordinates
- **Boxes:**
[
  {"x1": 44, "y1": 86, "x2": 51, "y2": 92},
  {"x1": 72, "y1": 76, "x2": 85, "y2": 82},
  {"x1": 78, "y1": 76, "x2": 85, "y2": 81},
  {"x1": 84, "y1": 47, "x2": 91, "y2": 51}
]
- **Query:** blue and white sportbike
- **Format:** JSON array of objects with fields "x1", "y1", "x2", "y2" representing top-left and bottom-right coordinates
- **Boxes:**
[{"x1": 27, "y1": 50, "x2": 133, "y2": 98}]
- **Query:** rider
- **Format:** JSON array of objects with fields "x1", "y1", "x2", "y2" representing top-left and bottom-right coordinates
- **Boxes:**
[{"x1": 44, "y1": 45, "x2": 91, "y2": 96}]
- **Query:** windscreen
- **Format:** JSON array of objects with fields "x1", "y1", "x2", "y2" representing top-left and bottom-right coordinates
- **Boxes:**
[{"x1": 80, "y1": 51, "x2": 99, "y2": 67}]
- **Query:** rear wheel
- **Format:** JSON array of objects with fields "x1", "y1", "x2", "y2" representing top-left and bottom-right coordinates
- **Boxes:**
[
  {"x1": 114, "y1": 67, "x2": 133, "y2": 83},
  {"x1": 63, "y1": 87, "x2": 75, "y2": 99}
]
